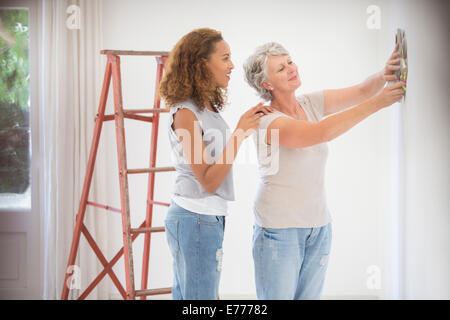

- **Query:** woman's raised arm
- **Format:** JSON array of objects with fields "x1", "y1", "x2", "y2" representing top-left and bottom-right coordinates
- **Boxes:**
[{"x1": 267, "y1": 81, "x2": 405, "y2": 148}]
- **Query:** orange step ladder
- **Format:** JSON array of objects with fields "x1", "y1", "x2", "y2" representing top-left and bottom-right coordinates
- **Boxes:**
[{"x1": 61, "y1": 50, "x2": 174, "y2": 300}]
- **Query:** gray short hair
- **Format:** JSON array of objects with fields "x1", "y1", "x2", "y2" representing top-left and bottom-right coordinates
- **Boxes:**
[{"x1": 243, "y1": 42, "x2": 290, "y2": 101}]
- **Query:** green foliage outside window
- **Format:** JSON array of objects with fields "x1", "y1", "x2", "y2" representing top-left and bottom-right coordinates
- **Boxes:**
[{"x1": 0, "y1": 9, "x2": 30, "y2": 194}]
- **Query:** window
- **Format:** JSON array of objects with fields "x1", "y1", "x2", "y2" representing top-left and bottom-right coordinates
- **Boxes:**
[{"x1": 0, "y1": 8, "x2": 30, "y2": 209}]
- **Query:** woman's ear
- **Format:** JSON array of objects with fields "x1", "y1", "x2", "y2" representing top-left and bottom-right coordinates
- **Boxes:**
[{"x1": 261, "y1": 81, "x2": 273, "y2": 91}]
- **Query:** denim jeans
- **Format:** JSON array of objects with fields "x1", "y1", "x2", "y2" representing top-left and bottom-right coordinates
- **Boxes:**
[
  {"x1": 252, "y1": 223, "x2": 332, "y2": 300},
  {"x1": 164, "y1": 200, "x2": 225, "y2": 300}
]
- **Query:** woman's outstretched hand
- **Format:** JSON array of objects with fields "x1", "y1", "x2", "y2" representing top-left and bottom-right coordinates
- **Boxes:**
[
  {"x1": 382, "y1": 42, "x2": 402, "y2": 82},
  {"x1": 374, "y1": 81, "x2": 406, "y2": 109}
]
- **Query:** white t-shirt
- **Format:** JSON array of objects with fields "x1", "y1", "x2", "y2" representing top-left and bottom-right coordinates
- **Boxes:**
[
  {"x1": 172, "y1": 194, "x2": 228, "y2": 216},
  {"x1": 253, "y1": 90, "x2": 332, "y2": 228}
]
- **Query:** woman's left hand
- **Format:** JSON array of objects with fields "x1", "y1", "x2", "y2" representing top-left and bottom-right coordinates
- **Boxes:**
[{"x1": 382, "y1": 42, "x2": 401, "y2": 82}]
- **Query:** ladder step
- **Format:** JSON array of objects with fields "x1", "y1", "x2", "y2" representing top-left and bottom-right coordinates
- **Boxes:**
[
  {"x1": 135, "y1": 287, "x2": 172, "y2": 297},
  {"x1": 101, "y1": 50, "x2": 169, "y2": 56},
  {"x1": 130, "y1": 226, "x2": 165, "y2": 234},
  {"x1": 126, "y1": 167, "x2": 175, "y2": 174},
  {"x1": 124, "y1": 108, "x2": 169, "y2": 114}
]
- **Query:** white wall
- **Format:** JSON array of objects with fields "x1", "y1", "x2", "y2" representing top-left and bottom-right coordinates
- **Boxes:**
[
  {"x1": 99, "y1": 0, "x2": 449, "y2": 299},
  {"x1": 384, "y1": 0, "x2": 450, "y2": 299}
]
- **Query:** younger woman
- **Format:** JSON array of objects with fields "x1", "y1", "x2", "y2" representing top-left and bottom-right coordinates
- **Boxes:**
[{"x1": 159, "y1": 28, "x2": 272, "y2": 300}]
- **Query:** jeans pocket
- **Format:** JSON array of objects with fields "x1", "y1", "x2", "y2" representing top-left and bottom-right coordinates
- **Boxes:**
[
  {"x1": 262, "y1": 227, "x2": 285, "y2": 241},
  {"x1": 198, "y1": 214, "x2": 220, "y2": 226},
  {"x1": 165, "y1": 220, "x2": 179, "y2": 255}
]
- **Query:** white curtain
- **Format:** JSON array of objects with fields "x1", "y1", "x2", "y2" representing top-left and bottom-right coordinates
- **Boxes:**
[{"x1": 38, "y1": 0, "x2": 110, "y2": 299}]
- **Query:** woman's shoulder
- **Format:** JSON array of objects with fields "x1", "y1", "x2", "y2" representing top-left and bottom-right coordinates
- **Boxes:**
[
  {"x1": 170, "y1": 98, "x2": 197, "y2": 110},
  {"x1": 169, "y1": 98, "x2": 204, "y2": 116},
  {"x1": 259, "y1": 109, "x2": 290, "y2": 130}
]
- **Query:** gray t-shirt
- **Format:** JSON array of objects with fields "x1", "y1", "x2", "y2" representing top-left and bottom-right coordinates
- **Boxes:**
[
  {"x1": 253, "y1": 90, "x2": 331, "y2": 228},
  {"x1": 168, "y1": 99, "x2": 235, "y2": 202}
]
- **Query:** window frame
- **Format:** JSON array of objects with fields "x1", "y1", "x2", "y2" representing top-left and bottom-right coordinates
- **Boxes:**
[{"x1": 0, "y1": 1, "x2": 39, "y2": 217}]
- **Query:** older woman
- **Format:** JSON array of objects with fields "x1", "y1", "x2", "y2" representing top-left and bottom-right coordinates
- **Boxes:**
[{"x1": 243, "y1": 42, "x2": 405, "y2": 300}]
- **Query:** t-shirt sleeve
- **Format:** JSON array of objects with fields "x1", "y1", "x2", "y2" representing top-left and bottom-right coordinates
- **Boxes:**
[
  {"x1": 303, "y1": 90, "x2": 325, "y2": 121},
  {"x1": 256, "y1": 111, "x2": 286, "y2": 146},
  {"x1": 168, "y1": 102, "x2": 201, "y2": 138}
]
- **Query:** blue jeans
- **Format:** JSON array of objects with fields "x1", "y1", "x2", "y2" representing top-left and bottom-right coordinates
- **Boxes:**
[
  {"x1": 164, "y1": 201, "x2": 225, "y2": 300},
  {"x1": 252, "y1": 223, "x2": 332, "y2": 300}
]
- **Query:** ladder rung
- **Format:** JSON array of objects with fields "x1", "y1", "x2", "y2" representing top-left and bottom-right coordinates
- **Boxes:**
[
  {"x1": 100, "y1": 50, "x2": 169, "y2": 56},
  {"x1": 126, "y1": 167, "x2": 175, "y2": 174},
  {"x1": 130, "y1": 226, "x2": 165, "y2": 234},
  {"x1": 102, "y1": 114, "x2": 115, "y2": 121},
  {"x1": 124, "y1": 108, "x2": 169, "y2": 114},
  {"x1": 101, "y1": 113, "x2": 154, "y2": 122},
  {"x1": 123, "y1": 113, "x2": 153, "y2": 122},
  {"x1": 135, "y1": 287, "x2": 172, "y2": 297},
  {"x1": 87, "y1": 201, "x2": 122, "y2": 213},
  {"x1": 147, "y1": 200, "x2": 170, "y2": 207}
]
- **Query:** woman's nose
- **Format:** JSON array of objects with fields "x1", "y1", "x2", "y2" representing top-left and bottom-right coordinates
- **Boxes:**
[{"x1": 288, "y1": 65, "x2": 297, "y2": 76}]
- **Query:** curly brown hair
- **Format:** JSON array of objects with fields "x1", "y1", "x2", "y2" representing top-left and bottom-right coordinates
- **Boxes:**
[{"x1": 159, "y1": 28, "x2": 227, "y2": 111}]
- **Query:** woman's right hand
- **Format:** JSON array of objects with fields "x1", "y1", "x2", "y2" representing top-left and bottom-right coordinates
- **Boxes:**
[
  {"x1": 235, "y1": 102, "x2": 274, "y2": 138},
  {"x1": 374, "y1": 81, "x2": 406, "y2": 109}
]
